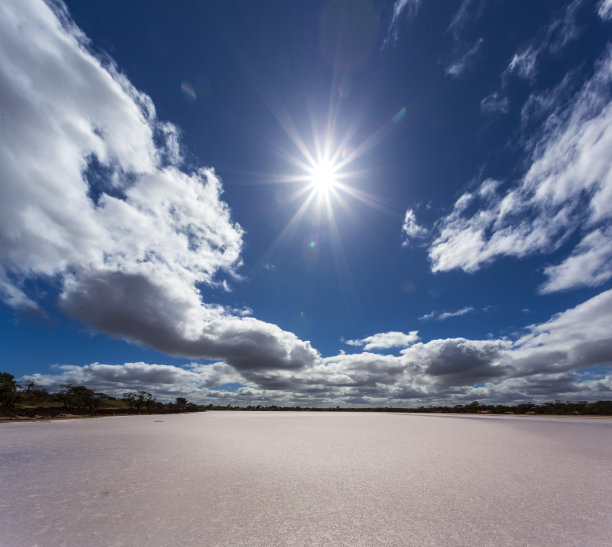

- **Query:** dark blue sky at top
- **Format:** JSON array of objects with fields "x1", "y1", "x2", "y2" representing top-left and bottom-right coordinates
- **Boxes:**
[{"x1": 1, "y1": 0, "x2": 611, "y2": 390}]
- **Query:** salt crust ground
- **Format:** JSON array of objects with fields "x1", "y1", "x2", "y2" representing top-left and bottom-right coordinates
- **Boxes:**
[{"x1": 1, "y1": 412, "x2": 611, "y2": 546}]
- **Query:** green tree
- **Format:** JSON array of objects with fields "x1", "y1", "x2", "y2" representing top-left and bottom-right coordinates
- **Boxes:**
[
  {"x1": 0, "y1": 372, "x2": 20, "y2": 408},
  {"x1": 65, "y1": 386, "x2": 100, "y2": 412},
  {"x1": 25, "y1": 378, "x2": 38, "y2": 392},
  {"x1": 123, "y1": 392, "x2": 137, "y2": 409},
  {"x1": 57, "y1": 384, "x2": 72, "y2": 409},
  {"x1": 20, "y1": 385, "x2": 49, "y2": 405},
  {"x1": 123, "y1": 391, "x2": 155, "y2": 411},
  {"x1": 138, "y1": 391, "x2": 155, "y2": 411}
]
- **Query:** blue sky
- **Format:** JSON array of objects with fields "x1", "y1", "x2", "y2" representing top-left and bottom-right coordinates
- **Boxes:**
[{"x1": 1, "y1": 0, "x2": 612, "y2": 406}]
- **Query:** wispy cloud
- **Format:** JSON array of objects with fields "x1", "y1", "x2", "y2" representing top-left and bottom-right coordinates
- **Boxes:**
[
  {"x1": 506, "y1": 46, "x2": 538, "y2": 82},
  {"x1": 504, "y1": 0, "x2": 587, "y2": 83},
  {"x1": 443, "y1": 0, "x2": 487, "y2": 78},
  {"x1": 447, "y1": 0, "x2": 484, "y2": 40},
  {"x1": 483, "y1": 1, "x2": 590, "y2": 122},
  {"x1": 383, "y1": 0, "x2": 423, "y2": 46},
  {"x1": 445, "y1": 38, "x2": 484, "y2": 78},
  {"x1": 438, "y1": 307, "x2": 475, "y2": 320},
  {"x1": 545, "y1": 0, "x2": 586, "y2": 53},
  {"x1": 599, "y1": 0, "x2": 612, "y2": 19},
  {"x1": 419, "y1": 307, "x2": 475, "y2": 321},
  {"x1": 430, "y1": 46, "x2": 612, "y2": 291},
  {"x1": 480, "y1": 92, "x2": 510, "y2": 115},
  {"x1": 520, "y1": 70, "x2": 580, "y2": 128},
  {"x1": 418, "y1": 311, "x2": 436, "y2": 321}
]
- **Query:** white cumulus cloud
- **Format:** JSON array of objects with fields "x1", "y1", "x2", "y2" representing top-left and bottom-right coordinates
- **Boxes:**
[
  {"x1": 0, "y1": 0, "x2": 319, "y2": 372},
  {"x1": 345, "y1": 331, "x2": 420, "y2": 351},
  {"x1": 401, "y1": 209, "x2": 428, "y2": 246}
]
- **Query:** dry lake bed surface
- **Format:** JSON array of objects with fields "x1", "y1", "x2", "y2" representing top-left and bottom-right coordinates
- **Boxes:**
[{"x1": 1, "y1": 411, "x2": 611, "y2": 546}]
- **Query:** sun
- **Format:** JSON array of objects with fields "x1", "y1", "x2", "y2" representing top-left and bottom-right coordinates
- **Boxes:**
[{"x1": 308, "y1": 160, "x2": 338, "y2": 195}]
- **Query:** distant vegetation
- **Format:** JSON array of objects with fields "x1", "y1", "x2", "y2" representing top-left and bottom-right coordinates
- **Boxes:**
[
  {"x1": 0, "y1": 372, "x2": 206, "y2": 419},
  {"x1": 207, "y1": 400, "x2": 612, "y2": 415},
  {"x1": 1, "y1": 372, "x2": 611, "y2": 418}
]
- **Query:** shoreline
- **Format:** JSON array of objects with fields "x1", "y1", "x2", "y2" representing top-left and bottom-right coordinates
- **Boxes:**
[
  {"x1": 2, "y1": 409, "x2": 611, "y2": 423},
  {"x1": 0, "y1": 409, "x2": 206, "y2": 423}
]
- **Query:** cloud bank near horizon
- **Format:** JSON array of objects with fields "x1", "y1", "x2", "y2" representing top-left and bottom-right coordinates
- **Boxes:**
[{"x1": 29, "y1": 289, "x2": 612, "y2": 405}]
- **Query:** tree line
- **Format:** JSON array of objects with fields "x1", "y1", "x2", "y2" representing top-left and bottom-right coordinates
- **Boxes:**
[
  {"x1": 0, "y1": 371, "x2": 206, "y2": 416},
  {"x1": 203, "y1": 399, "x2": 612, "y2": 415}
]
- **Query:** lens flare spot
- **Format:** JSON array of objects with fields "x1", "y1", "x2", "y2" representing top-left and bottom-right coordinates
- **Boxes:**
[
  {"x1": 393, "y1": 106, "x2": 406, "y2": 124},
  {"x1": 342, "y1": 143, "x2": 354, "y2": 159},
  {"x1": 306, "y1": 233, "x2": 320, "y2": 250},
  {"x1": 180, "y1": 80, "x2": 197, "y2": 102},
  {"x1": 338, "y1": 76, "x2": 351, "y2": 98},
  {"x1": 301, "y1": 233, "x2": 321, "y2": 265}
]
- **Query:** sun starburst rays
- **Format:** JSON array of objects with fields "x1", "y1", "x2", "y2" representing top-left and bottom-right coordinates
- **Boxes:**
[
  {"x1": 242, "y1": 73, "x2": 406, "y2": 305},
  {"x1": 308, "y1": 160, "x2": 338, "y2": 195}
]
